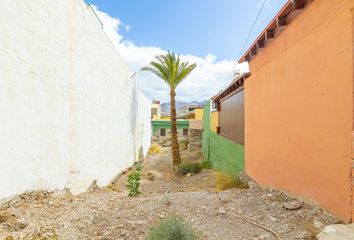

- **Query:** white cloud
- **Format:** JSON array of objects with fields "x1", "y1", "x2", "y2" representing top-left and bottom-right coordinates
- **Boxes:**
[
  {"x1": 125, "y1": 25, "x2": 131, "y2": 32},
  {"x1": 92, "y1": 5, "x2": 246, "y2": 102}
]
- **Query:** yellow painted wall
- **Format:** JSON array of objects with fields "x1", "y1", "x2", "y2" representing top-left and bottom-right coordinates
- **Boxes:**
[
  {"x1": 194, "y1": 109, "x2": 204, "y2": 120},
  {"x1": 210, "y1": 111, "x2": 218, "y2": 133},
  {"x1": 161, "y1": 116, "x2": 170, "y2": 120}
]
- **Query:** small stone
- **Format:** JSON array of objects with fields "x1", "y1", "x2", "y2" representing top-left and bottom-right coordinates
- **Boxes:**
[
  {"x1": 259, "y1": 234, "x2": 270, "y2": 239},
  {"x1": 314, "y1": 220, "x2": 324, "y2": 229},
  {"x1": 283, "y1": 200, "x2": 303, "y2": 210},
  {"x1": 90, "y1": 216, "x2": 98, "y2": 224},
  {"x1": 16, "y1": 221, "x2": 27, "y2": 230},
  {"x1": 218, "y1": 208, "x2": 226, "y2": 215},
  {"x1": 162, "y1": 198, "x2": 172, "y2": 206},
  {"x1": 186, "y1": 173, "x2": 191, "y2": 177},
  {"x1": 0, "y1": 211, "x2": 12, "y2": 223},
  {"x1": 146, "y1": 172, "x2": 155, "y2": 181}
]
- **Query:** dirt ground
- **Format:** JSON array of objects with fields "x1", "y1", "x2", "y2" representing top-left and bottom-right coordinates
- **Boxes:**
[{"x1": 0, "y1": 147, "x2": 338, "y2": 240}]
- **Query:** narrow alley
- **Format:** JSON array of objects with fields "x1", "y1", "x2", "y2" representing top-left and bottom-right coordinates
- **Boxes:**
[{"x1": 0, "y1": 147, "x2": 337, "y2": 239}]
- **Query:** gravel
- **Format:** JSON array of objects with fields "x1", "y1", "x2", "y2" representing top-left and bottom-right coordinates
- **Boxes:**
[{"x1": 0, "y1": 148, "x2": 338, "y2": 239}]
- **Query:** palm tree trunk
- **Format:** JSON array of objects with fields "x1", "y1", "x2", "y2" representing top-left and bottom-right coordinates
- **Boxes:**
[{"x1": 170, "y1": 90, "x2": 181, "y2": 165}]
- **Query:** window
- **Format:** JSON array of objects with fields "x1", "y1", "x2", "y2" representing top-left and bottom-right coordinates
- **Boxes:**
[
  {"x1": 160, "y1": 128, "x2": 166, "y2": 136},
  {"x1": 183, "y1": 129, "x2": 188, "y2": 136},
  {"x1": 219, "y1": 89, "x2": 244, "y2": 145}
]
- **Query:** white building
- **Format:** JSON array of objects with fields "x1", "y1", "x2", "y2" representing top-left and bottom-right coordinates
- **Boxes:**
[{"x1": 0, "y1": 0, "x2": 151, "y2": 199}]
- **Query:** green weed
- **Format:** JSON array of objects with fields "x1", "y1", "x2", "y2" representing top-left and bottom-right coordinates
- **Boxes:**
[
  {"x1": 127, "y1": 171, "x2": 141, "y2": 197},
  {"x1": 177, "y1": 162, "x2": 202, "y2": 176},
  {"x1": 200, "y1": 161, "x2": 212, "y2": 169},
  {"x1": 146, "y1": 215, "x2": 200, "y2": 240}
]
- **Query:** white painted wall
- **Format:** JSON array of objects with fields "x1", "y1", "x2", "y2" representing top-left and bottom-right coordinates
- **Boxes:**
[
  {"x1": 135, "y1": 92, "x2": 153, "y2": 159},
  {"x1": 0, "y1": 0, "x2": 151, "y2": 199},
  {"x1": 128, "y1": 73, "x2": 152, "y2": 161}
]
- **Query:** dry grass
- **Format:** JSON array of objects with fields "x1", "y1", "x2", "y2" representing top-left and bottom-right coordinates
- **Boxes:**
[
  {"x1": 5, "y1": 233, "x2": 59, "y2": 240},
  {"x1": 214, "y1": 171, "x2": 249, "y2": 191},
  {"x1": 301, "y1": 222, "x2": 321, "y2": 240},
  {"x1": 148, "y1": 144, "x2": 161, "y2": 154}
]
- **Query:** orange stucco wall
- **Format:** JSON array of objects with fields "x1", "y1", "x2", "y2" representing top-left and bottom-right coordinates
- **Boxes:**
[{"x1": 245, "y1": 0, "x2": 354, "y2": 222}]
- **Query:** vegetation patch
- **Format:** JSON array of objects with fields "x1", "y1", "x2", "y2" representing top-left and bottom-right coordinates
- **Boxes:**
[
  {"x1": 176, "y1": 162, "x2": 202, "y2": 176},
  {"x1": 214, "y1": 171, "x2": 249, "y2": 191},
  {"x1": 127, "y1": 171, "x2": 141, "y2": 197},
  {"x1": 134, "y1": 162, "x2": 143, "y2": 171},
  {"x1": 148, "y1": 144, "x2": 161, "y2": 154},
  {"x1": 179, "y1": 139, "x2": 189, "y2": 150},
  {"x1": 146, "y1": 214, "x2": 200, "y2": 240},
  {"x1": 200, "y1": 160, "x2": 212, "y2": 169},
  {"x1": 5, "y1": 233, "x2": 58, "y2": 240}
]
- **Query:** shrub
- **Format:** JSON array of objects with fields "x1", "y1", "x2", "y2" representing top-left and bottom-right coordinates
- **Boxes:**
[
  {"x1": 214, "y1": 171, "x2": 249, "y2": 191},
  {"x1": 146, "y1": 215, "x2": 200, "y2": 240},
  {"x1": 127, "y1": 171, "x2": 141, "y2": 197},
  {"x1": 148, "y1": 144, "x2": 161, "y2": 154},
  {"x1": 200, "y1": 160, "x2": 212, "y2": 169},
  {"x1": 134, "y1": 162, "x2": 143, "y2": 171},
  {"x1": 179, "y1": 139, "x2": 189, "y2": 149},
  {"x1": 177, "y1": 162, "x2": 202, "y2": 176}
]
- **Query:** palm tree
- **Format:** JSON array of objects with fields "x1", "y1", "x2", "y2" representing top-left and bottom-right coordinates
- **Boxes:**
[{"x1": 141, "y1": 52, "x2": 196, "y2": 165}]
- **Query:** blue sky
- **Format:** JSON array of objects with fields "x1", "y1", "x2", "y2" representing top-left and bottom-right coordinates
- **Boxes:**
[{"x1": 88, "y1": 0, "x2": 288, "y2": 102}]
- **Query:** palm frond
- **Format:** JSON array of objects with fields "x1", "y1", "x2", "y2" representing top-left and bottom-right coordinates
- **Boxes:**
[
  {"x1": 150, "y1": 61, "x2": 169, "y2": 80},
  {"x1": 175, "y1": 63, "x2": 197, "y2": 86},
  {"x1": 141, "y1": 66, "x2": 163, "y2": 79},
  {"x1": 141, "y1": 51, "x2": 197, "y2": 90}
]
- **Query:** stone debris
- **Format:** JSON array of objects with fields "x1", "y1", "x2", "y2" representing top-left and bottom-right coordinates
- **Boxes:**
[
  {"x1": 317, "y1": 223, "x2": 354, "y2": 240},
  {"x1": 314, "y1": 219, "x2": 325, "y2": 229},
  {"x1": 87, "y1": 179, "x2": 99, "y2": 193},
  {"x1": 217, "y1": 208, "x2": 227, "y2": 215},
  {"x1": 0, "y1": 210, "x2": 12, "y2": 223},
  {"x1": 282, "y1": 200, "x2": 303, "y2": 210},
  {"x1": 146, "y1": 172, "x2": 155, "y2": 181},
  {"x1": 0, "y1": 148, "x2": 339, "y2": 239}
]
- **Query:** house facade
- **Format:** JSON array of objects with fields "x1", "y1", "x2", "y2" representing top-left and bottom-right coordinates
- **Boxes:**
[
  {"x1": 151, "y1": 120, "x2": 190, "y2": 147},
  {"x1": 151, "y1": 100, "x2": 161, "y2": 120},
  {"x1": 210, "y1": 0, "x2": 354, "y2": 222}
]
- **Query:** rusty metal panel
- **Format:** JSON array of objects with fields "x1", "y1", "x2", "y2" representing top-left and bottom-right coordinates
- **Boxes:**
[{"x1": 219, "y1": 90, "x2": 244, "y2": 145}]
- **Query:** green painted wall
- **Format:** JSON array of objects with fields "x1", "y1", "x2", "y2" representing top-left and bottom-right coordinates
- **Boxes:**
[
  {"x1": 152, "y1": 120, "x2": 189, "y2": 133},
  {"x1": 202, "y1": 101, "x2": 244, "y2": 174}
]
